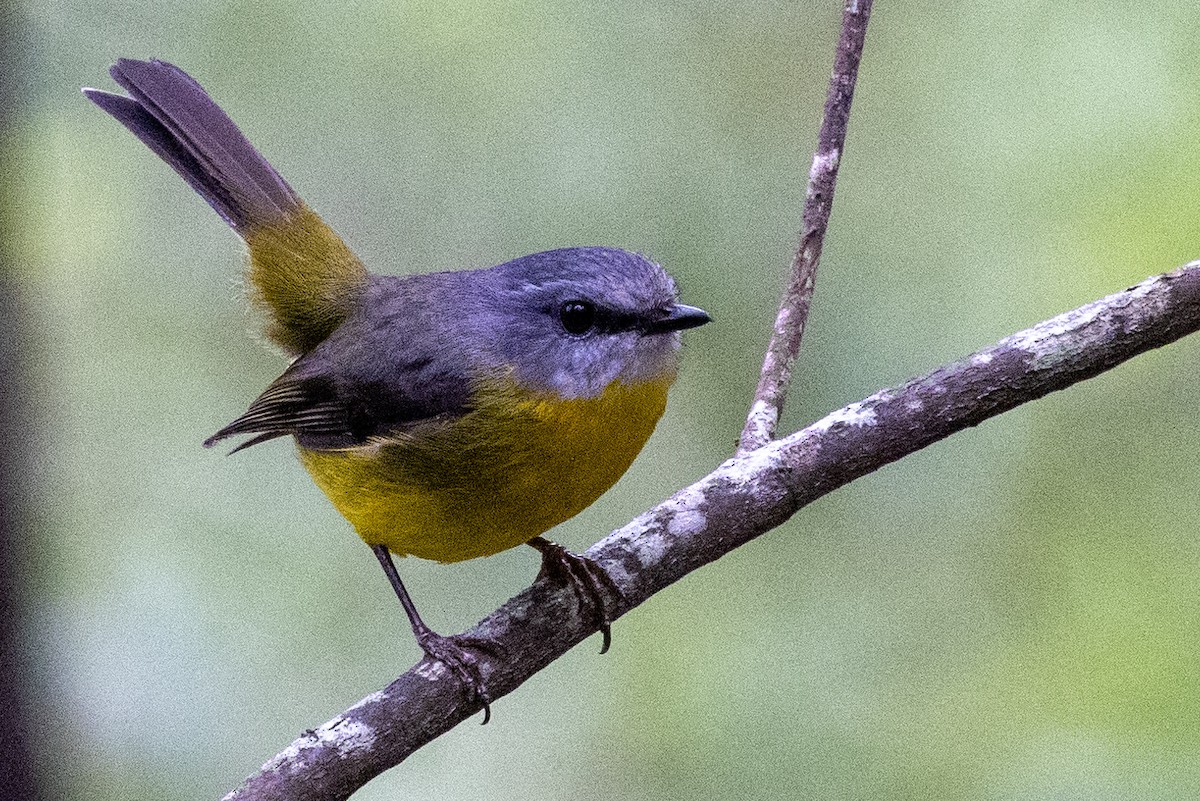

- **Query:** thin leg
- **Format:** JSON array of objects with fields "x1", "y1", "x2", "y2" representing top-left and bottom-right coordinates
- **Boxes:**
[
  {"x1": 371, "y1": 544, "x2": 492, "y2": 724},
  {"x1": 527, "y1": 536, "x2": 621, "y2": 654}
]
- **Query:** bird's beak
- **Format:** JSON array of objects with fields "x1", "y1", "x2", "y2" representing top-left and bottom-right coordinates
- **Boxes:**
[{"x1": 644, "y1": 303, "x2": 712, "y2": 334}]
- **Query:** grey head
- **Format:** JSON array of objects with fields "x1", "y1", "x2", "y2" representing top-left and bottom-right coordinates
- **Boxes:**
[{"x1": 464, "y1": 247, "x2": 710, "y2": 399}]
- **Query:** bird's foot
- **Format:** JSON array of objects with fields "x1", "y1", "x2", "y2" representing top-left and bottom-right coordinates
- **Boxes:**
[
  {"x1": 415, "y1": 629, "x2": 497, "y2": 724},
  {"x1": 529, "y1": 537, "x2": 621, "y2": 654}
]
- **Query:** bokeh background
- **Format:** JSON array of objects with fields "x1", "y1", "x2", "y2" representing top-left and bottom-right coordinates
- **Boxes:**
[{"x1": 4, "y1": 1, "x2": 1200, "y2": 798}]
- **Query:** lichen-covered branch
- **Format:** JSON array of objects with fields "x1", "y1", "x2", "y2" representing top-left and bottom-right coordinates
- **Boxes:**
[
  {"x1": 223, "y1": 262, "x2": 1200, "y2": 801},
  {"x1": 738, "y1": 0, "x2": 874, "y2": 453}
]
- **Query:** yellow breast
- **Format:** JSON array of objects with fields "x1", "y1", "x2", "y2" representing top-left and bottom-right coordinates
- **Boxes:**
[{"x1": 298, "y1": 376, "x2": 672, "y2": 562}]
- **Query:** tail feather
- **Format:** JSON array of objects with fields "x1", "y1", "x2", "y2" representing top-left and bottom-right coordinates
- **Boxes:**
[
  {"x1": 84, "y1": 58, "x2": 298, "y2": 231},
  {"x1": 83, "y1": 88, "x2": 246, "y2": 226},
  {"x1": 85, "y1": 58, "x2": 369, "y2": 355}
]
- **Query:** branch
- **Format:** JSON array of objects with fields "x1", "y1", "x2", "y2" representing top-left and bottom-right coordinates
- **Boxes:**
[
  {"x1": 738, "y1": 0, "x2": 874, "y2": 453},
  {"x1": 224, "y1": 262, "x2": 1200, "y2": 800}
]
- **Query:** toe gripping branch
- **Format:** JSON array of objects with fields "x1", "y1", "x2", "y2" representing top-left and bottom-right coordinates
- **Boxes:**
[
  {"x1": 371, "y1": 537, "x2": 620, "y2": 725},
  {"x1": 371, "y1": 544, "x2": 496, "y2": 724},
  {"x1": 527, "y1": 536, "x2": 622, "y2": 654}
]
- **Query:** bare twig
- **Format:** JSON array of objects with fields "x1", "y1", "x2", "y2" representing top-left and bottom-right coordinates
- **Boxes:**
[
  {"x1": 223, "y1": 262, "x2": 1200, "y2": 801},
  {"x1": 738, "y1": 0, "x2": 874, "y2": 454}
]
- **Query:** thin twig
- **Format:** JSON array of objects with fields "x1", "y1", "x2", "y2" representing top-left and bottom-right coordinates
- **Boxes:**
[
  {"x1": 738, "y1": 0, "x2": 874, "y2": 454},
  {"x1": 223, "y1": 262, "x2": 1200, "y2": 801}
]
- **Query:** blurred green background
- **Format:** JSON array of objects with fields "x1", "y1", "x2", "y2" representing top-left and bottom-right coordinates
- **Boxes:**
[{"x1": 6, "y1": 1, "x2": 1200, "y2": 798}]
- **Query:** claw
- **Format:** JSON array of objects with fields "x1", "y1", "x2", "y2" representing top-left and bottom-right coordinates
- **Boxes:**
[
  {"x1": 528, "y1": 537, "x2": 621, "y2": 653},
  {"x1": 416, "y1": 631, "x2": 494, "y2": 724}
]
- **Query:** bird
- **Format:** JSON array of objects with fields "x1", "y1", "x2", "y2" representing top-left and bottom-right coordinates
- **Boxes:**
[{"x1": 84, "y1": 58, "x2": 709, "y2": 722}]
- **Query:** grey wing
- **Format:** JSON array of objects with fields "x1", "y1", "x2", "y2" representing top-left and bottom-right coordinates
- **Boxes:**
[{"x1": 204, "y1": 343, "x2": 473, "y2": 454}]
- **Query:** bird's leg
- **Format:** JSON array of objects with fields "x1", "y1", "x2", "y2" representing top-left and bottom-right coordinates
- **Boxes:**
[
  {"x1": 527, "y1": 536, "x2": 621, "y2": 654},
  {"x1": 370, "y1": 544, "x2": 493, "y2": 724}
]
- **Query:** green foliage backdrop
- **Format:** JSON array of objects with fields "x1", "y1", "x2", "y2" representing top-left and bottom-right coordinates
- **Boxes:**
[{"x1": 9, "y1": 1, "x2": 1200, "y2": 798}]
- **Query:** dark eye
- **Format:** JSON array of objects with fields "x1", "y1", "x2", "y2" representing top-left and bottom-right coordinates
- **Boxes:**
[{"x1": 559, "y1": 300, "x2": 596, "y2": 334}]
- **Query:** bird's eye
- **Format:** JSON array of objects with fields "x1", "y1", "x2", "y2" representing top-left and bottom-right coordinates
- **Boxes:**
[{"x1": 559, "y1": 300, "x2": 596, "y2": 334}]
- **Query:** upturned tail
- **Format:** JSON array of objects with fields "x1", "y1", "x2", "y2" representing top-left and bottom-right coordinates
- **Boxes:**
[{"x1": 84, "y1": 58, "x2": 367, "y2": 354}]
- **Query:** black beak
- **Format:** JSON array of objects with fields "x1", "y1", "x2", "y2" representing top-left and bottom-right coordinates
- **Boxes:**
[{"x1": 644, "y1": 303, "x2": 711, "y2": 334}]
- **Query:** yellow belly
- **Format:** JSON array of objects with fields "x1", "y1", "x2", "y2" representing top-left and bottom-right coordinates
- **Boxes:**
[{"x1": 298, "y1": 376, "x2": 672, "y2": 562}]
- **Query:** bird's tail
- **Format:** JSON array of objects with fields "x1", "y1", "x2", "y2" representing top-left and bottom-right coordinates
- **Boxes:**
[{"x1": 84, "y1": 58, "x2": 367, "y2": 354}]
